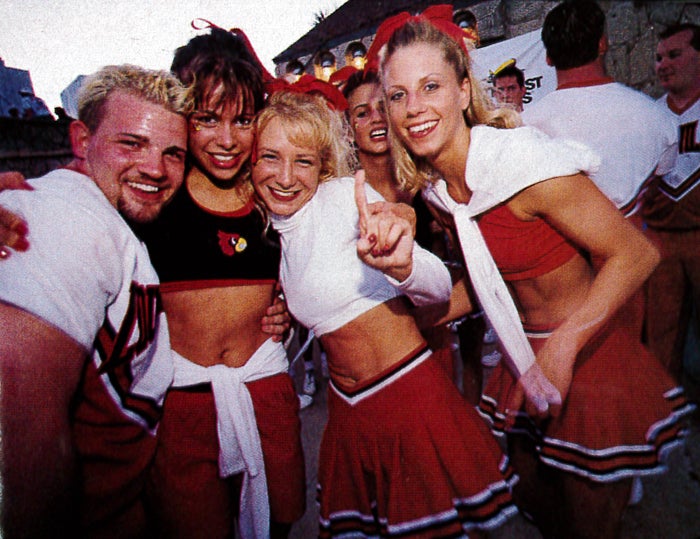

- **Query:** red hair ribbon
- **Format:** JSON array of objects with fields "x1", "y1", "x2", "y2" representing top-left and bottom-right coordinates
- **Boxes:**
[
  {"x1": 266, "y1": 74, "x2": 349, "y2": 112},
  {"x1": 190, "y1": 19, "x2": 275, "y2": 83},
  {"x1": 329, "y1": 65, "x2": 358, "y2": 86},
  {"x1": 252, "y1": 75, "x2": 348, "y2": 166},
  {"x1": 364, "y1": 4, "x2": 468, "y2": 74}
]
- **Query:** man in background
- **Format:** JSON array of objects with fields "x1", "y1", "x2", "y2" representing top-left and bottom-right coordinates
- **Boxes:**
[
  {"x1": 492, "y1": 62, "x2": 526, "y2": 112},
  {"x1": 642, "y1": 23, "x2": 700, "y2": 380},
  {"x1": 521, "y1": 0, "x2": 678, "y2": 345},
  {"x1": 523, "y1": 0, "x2": 677, "y2": 220}
]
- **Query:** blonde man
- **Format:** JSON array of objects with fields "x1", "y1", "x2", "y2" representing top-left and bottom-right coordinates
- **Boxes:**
[{"x1": 0, "y1": 64, "x2": 188, "y2": 538}]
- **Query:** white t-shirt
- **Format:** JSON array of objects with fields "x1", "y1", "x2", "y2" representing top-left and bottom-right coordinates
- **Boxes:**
[
  {"x1": 271, "y1": 177, "x2": 451, "y2": 336},
  {"x1": 523, "y1": 82, "x2": 678, "y2": 216},
  {"x1": 0, "y1": 168, "x2": 173, "y2": 431}
]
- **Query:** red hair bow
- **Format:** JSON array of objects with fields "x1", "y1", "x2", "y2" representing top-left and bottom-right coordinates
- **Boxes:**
[
  {"x1": 329, "y1": 65, "x2": 358, "y2": 86},
  {"x1": 190, "y1": 19, "x2": 275, "y2": 83},
  {"x1": 266, "y1": 74, "x2": 349, "y2": 112},
  {"x1": 364, "y1": 4, "x2": 468, "y2": 74}
]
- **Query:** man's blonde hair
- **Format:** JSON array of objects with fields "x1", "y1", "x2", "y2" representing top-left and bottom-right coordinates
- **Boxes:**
[{"x1": 78, "y1": 64, "x2": 190, "y2": 131}]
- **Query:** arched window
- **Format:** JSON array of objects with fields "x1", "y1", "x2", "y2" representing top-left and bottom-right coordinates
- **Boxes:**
[
  {"x1": 314, "y1": 49, "x2": 337, "y2": 81},
  {"x1": 344, "y1": 41, "x2": 367, "y2": 70},
  {"x1": 453, "y1": 8, "x2": 480, "y2": 47},
  {"x1": 285, "y1": 59, "x2": 305, "y2": 82}
]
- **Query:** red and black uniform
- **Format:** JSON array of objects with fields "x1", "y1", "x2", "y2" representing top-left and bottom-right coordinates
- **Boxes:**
[
  {"x1": 477, "y1": 203, "x2": 694, "y2": 482},
  {"x1": 139, "y1": 186, "x2": 280, "y2": 289},
  {"x1": 138, "y1": 186, "x2": 305, "y2": 536},
  {"x1": 319, "y1": 345, "x2": 518, "y2": 538},
  {"x1": 642, "y1": 94, "x2": 700, "y2": 377},
  {"x1": 0, "y1": 169, "x2": 174, "y2": 538}
]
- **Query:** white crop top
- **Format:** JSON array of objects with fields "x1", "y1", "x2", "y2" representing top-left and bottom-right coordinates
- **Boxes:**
[{"x1": 271, "y1": 177, "x2": 451, "y2": 336}]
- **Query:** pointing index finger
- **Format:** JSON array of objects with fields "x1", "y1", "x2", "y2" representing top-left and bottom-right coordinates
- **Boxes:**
[{"x1": 354, "y1": 169, "x2": 369, "y2": 237}]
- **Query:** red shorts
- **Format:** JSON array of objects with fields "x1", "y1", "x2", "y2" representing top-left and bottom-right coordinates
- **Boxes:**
[
  {"x1": 318, "y1": 345, "x2": 517, "y2": 538},
  {"x1": 149, "y1": 372, "x2": 305, "y2": 537},
  {"x1": 479, "y1": 310, "x2": 694, "y2": 482},
  {"x1": 73, "y1": 357, "x2": 161, "y2": 538}
]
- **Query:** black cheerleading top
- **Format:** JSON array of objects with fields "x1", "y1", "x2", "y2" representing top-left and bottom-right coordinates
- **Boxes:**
[{"x1": 138, "y1": 186, "x2": 280, "y2": 293}]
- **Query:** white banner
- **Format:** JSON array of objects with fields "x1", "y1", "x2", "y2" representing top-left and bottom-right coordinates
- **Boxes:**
[{"x1": 470, "y1": 29, "x2": 557, "y2": 111}]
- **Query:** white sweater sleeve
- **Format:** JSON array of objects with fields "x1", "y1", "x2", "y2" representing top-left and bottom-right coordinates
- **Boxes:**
[{"x1": 386, "y1": 243, "x2": 452, "y2": 306}]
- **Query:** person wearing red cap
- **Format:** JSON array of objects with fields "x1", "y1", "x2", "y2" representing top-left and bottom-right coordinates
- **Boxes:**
[{"x1": 378, "y1": 5, "x2": 693, "y2": 538}]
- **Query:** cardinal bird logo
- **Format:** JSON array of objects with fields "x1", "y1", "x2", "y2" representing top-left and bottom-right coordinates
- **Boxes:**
[{"x1": 217, "y1": 231, "x2": 248, "y2": 256}]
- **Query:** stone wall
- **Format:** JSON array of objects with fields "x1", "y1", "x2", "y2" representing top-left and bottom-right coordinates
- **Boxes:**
[
  {"x1": 282, "y1": 1, "x2": 700, "y2": 99},
  {"x1": 605, "y1": 1, "x2": 700, "y2": 96},
  {"x1": 0, "y1": 117, "x2": 72, "y2": 179},
  {"x1": 488, "y1": 0, "x2": 700, "y2": 98}
]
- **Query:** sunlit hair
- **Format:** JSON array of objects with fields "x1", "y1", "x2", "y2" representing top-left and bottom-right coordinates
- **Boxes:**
[
  {"x1": 78, "y1": 64, "x2": 188, "y2": 132},
  {"x1": 253, "y1": 91, "x2": 356, "y2": 232},
  {"x1": 379, "y1": 20, "x2": 519, "y2": 193},
  {"x1": 255, "y1": 91, "x2": 356, "y2": 182}
]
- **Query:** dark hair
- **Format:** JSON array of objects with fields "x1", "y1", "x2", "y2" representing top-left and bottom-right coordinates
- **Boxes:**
[
  {"x1": 343, "y1": 69, "x2": 379, "y2": 99},
  {"x1": 660, "y1": 23, "x2": 700, "y2": 51},
  {"x1": 493, "y1": 65, "x2": 524, "y2": 87},
  {"x1": 171, "y1": 28, "x2": 266, "y2": 114},
  {"x1": 541, "y1": 0, "x2": 605, "y2": 70}
]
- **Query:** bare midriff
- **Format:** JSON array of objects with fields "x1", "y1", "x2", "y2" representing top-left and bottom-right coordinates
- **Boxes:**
[
  {"x1": 162, "y1": 283, "x2": 276, "y2": 367},
  {"x1": 507, "y1": 254, "x2": 595, "y2": 327},
  {"x1": 319, "y1": 297, "x2": 427, "y2": 391}
]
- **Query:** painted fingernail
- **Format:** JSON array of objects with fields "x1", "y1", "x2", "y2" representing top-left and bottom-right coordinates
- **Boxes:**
[
  {"x1": 13, "y1": 221, "x2": 28, "y2": 235},
  {"x1": 13, "y1": 237, "x2": 29, "y2": 251},
  {"x1": 368, "y1": 234, "x2": 376, "y2": 243}
]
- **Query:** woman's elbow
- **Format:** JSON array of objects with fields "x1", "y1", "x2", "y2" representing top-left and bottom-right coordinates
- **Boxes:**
[
  {"x1": 438, "y1": 267, "x2": 454, "y2": 303},
  {"x1": 639, "y1": 237, "x2": 661, "y2": 280}
]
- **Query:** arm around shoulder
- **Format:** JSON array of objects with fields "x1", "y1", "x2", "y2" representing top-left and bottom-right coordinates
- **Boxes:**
[{"x1": 0, "y1": 301, "x2": 85, "y2": 536}]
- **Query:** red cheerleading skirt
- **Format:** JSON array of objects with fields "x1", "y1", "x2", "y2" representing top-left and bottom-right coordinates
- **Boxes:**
[
  {"x1": 318, "y1": 344, "x2": 518, "y2": 538},
  {"x1": 478, "y1": 310, "x2": 695, "y2": 482}
]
